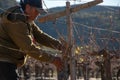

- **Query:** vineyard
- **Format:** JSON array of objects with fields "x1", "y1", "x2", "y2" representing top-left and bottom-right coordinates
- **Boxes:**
[{"x1": 0, "y1": 0, "x2": 120, "y2": 80}]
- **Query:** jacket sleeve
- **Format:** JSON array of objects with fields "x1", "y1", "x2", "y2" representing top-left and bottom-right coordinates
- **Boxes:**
[
  {"x1": 31, "y1": 22, "x2": 62, "y2": 50},
  {"x1": 3, "y1": 19, "x2": 59, "y2": 63}
]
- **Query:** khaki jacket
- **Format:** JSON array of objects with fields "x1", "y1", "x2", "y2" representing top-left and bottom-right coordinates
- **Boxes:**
[{"x1": 0, "y1": 6, "x2": 62, "y2": 67}]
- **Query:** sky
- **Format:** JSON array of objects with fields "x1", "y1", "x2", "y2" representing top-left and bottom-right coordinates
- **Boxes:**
[{"x1": 16, "y1": 0, "x2": 120, "y2": 9}]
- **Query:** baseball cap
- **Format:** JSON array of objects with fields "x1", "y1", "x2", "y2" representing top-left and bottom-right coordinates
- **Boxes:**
[{"x1": 20, "y1": 0, "x2": 47, "y2": 14}]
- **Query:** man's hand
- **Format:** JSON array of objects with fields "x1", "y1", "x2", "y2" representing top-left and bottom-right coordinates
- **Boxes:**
[
  {"x1": 59, "y1": 37, "x2": 70, "y2": 58},
  {"x1": 52, "y1": 57, "x2": 64, "y2": 71}
]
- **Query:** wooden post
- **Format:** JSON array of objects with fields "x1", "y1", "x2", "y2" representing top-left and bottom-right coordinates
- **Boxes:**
[
  {"x1": 39, "y1": 0, "x2": 103, "y2": 23},
  {"x1": 103, "y1": 50, "x2": 112, "y2": 80},
  {"x1": 66, "y1": 1, "x2": 76, "y2": 80},
  {"x1": 99, "y1": 49, "x2": 112, "y2": 80}
]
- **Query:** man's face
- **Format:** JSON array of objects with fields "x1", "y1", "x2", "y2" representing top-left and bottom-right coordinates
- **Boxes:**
[{"x1": 25, "y1": 4, "x2": 40, "y2": 21}]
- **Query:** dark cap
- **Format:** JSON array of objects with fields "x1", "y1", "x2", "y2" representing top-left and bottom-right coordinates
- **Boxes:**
[{"x1": 20, "y1": 0, "x2": 47, "y2": 14}]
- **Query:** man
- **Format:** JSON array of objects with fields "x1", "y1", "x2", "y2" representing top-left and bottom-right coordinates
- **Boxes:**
[{"x1": 0, "y1": 0, "x2": 65, "y2": 80}]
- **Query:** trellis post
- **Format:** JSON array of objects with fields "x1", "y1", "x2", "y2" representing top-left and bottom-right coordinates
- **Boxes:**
[{"x1": 66, "y1": 1, "x2": 76, "y2": 80}]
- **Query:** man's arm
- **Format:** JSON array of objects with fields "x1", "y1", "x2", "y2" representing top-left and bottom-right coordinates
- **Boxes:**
[
  {"x1": 31, "y1": 22, "x2": 63, "y2": 50},
  {"x1": 4, "y1": 19, "x2": 60, "y2": 63}
]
